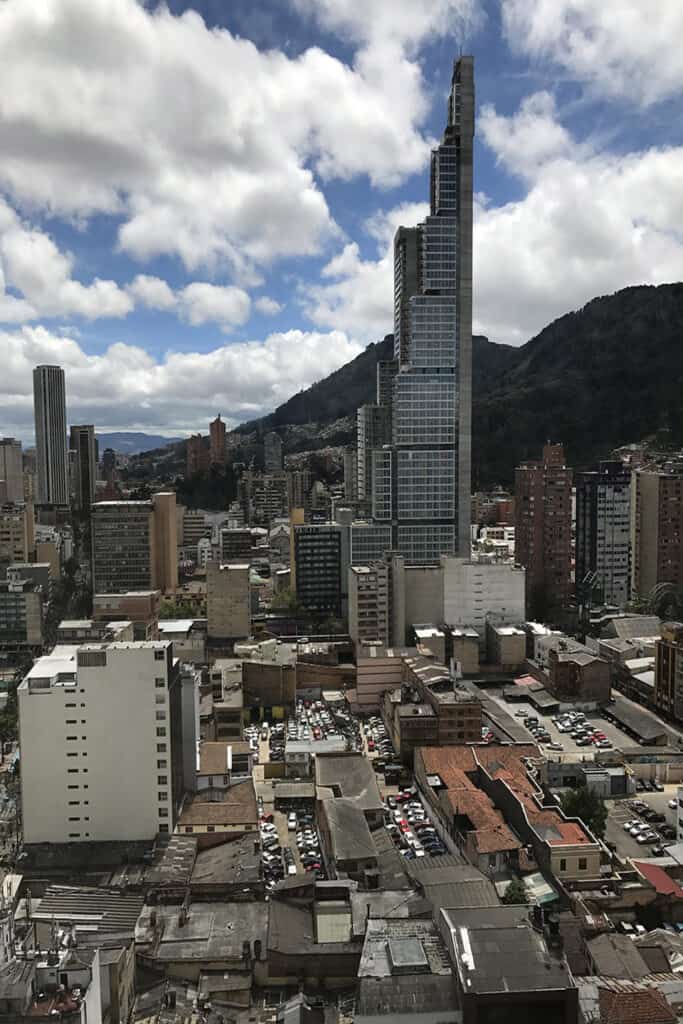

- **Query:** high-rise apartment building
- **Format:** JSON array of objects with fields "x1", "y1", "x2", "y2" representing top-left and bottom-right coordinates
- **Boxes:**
[
  {"x1": 0, "y1": 575, "x2": 43, "y2": 652},
  {"x1": 363, "y1": 57, "x2": 474, "y2": 564},
  {"x1": 91, "y1": 492, "x2": 178, "y2": 594},
  {"x1": 0, "y1": 503, "x2": 32, "y2": 565},
  {"x1": 515, "y1": 443, "x2": 573, "y2": 615},
  {"x1": 343, "y1": 449, "x2": 358, "y2": 502},
  {"x1": 186, "y1": 433, "x2": 207, "y2": 476},
  {"x1": 264, "y1": 432, "x2": 283, "y2": 473},
  {"x1": 293, "y1": 524, "x2": 342, "y2": 616},
  {"x1": 33, "y1": 365, "x2": 69, "y2": 505},
  {"x1": 631, "y1": 462, "x2": 683, "y2": 601},
  {"x1": 654, "y1": 622, "x2": 683, "y2": 720},
  {"x1": 69, "y1": 424, "x2": 97, "y2": 512},
  {"x1": 348, "y1": 563, "x2": 390, "y2": 648},
  {"x1": 206, "y1": 563, "x2": 251, "y2": 640},
  {"x1": 357, "y1": 404, "x2": 390, "y2": 503},
  {"x1": 0, "y1": 439, "x2": 23, "y2": 504},
  {"x1": 575, "y1": 461, "x2": 631, "y2": 608},
  {"x1": 19, "y1": 640, "x2": 191, "y2": 843},
  {"x1": 210, "y1": 414, "x2": 226, "y2": 466}
]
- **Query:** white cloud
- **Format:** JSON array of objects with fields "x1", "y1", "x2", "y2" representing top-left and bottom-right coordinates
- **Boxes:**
[
  {"x1": 177, "y1": 283, "x2": 251, "y2": 332},
  {"x1": 305, "y1": 97, "x2": 683, "y2": 347},
  {"x1": 127, "y1": 274, "x2": 176, "y2": 311},
  {"x1": 0, "y1": 0, "x2": 465, "y2": 282},
  {"x1": 478, "y1": 92, "x2": 578, "y2": 178},
  {"x1": 254, "y1": 296, "x2": 283, "y2": 316},
  {"x1": 291, "y1": 0, "x2": 482, "y2": 50},
  {"x1": 473, "y1": 93, "x2": 683, "y2": 343},
  {"x1": 128, "y1": 275, "x2": 252, "y2": 332},
  {"x1": 501, "y1": 0, "x2": 683, "y2": 105},
  {"x1": 303, "y1": 202, "x2": 428, "y2": 341},
  {"x1": 0, "y1": 198, "x2": 132, "y2": 321},
  {"x1": 0, "y1": 324, "x2": 363, "y2": 439}
]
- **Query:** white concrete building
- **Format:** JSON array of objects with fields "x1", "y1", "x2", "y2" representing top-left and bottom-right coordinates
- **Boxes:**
[
  {"x1": 19, "y1": 641, "x2": 192, "y2": 845},
  {"x1": 442, "y1": 557, "x2": 526, "y2": 634}
]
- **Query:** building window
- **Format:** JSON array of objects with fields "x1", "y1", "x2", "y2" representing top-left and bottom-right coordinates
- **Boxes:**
[
  {"x1": 156, "y1": 728, "x2": 166, "y2": 737},
  {"x1": 67, "y1": 769, "x2": 79, "y2": 774},
  {"x1": 579, "y1": 858, "x2": 587, "y2": 871},
  {"x1": 155, "y1": 677, "x2": 165, "y2": 687},
  {"x1": 155, "y1": 649, "x2": 165, "y2": 661},
  {"x1": 157, "y1": 743, "x2": 167, "y2": 752},
  {"x1": 185, "y1": 825, "x2": 193, "y2": 833},
  {"x1": 68, "y1": 816, "x2": 80, "y2": 822},
  {"x1": 67, "y1": 785, "x2": 79, "y2": 790},
  {"x1": 68, "y1": 801, "x2": 80, "y2": 806},
  {"x1": 159, "y1": 808, "x2": 169, "y2": 818},
  {"x1": 157, "y1": 759, "x2": 167, "y2": 769},
  {"x1": 155, "y1": 693, "x2": 165, "y2": 704},
  {"x1": 66, "y1": 736, "x2": 77, "y2": 741},
  {"x1": 158, "y1": 792, "x2": 168, "y2": 802},
  {"x1": 155, "y1": 710, "x2": 166, "y2": 721},
  {"x1": 65, "y1": 720, "x2": 77, "y2": 725},
  {"x1": 207, "y1": 826, "x2": 215, "y2": 833},
  {"x1": 560, "y1": 858, "x2": 567, "y2": 872},
  {"x1": 159, "y1": 824, "x2": 169, "y2": 833},
  {"x1": 158, "y1": 775, "x2": 167, "y2": 785},
  {"x1": 66, "y1": 753, "x2": 78, "y2": 758}
]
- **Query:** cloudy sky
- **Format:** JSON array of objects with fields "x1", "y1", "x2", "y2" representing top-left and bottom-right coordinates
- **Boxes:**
[{"x1": 2, "y1": 0, "x2": 683, "y2": 441}]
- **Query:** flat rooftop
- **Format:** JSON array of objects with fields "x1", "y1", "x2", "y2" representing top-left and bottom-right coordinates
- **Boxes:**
[{"x1": 442, "y1": 906, "x2": 572, "y2": 995}]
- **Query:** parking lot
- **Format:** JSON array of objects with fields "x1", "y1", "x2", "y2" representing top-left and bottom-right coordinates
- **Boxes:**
[
  {"x1": 484, "y1": 691, "x2": 635, "y2": 759},
  {"x1": 606, "y1": 787, "x2": 679, "y2": 861}
]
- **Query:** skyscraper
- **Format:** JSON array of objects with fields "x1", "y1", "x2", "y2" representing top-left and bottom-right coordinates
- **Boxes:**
[
  {"x1": 264, "y1": 431, "x2": 283, "y2": 473},
  {"x1": 69, "y1": 424, "x2": 97, "y2": 512},
  {"x1": 575, "y1": 461, "x2": 631, "y2": 608},
  {"x1": 210, "y1": 414, "x2": 226, "y2": 466},
  {"x1": 363, "y1": 57, "x2": 474, "y2": 564},
  {"x1": 514, "y1": 443, "x2": 573, "y2": 617},
  {"x1": 33, "y1": 365, "x2": 69, "y2": 505}
]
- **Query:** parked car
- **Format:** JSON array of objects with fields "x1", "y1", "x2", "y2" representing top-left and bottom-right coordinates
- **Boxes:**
[
  {"x1": 669, "y1": 798, "x2": 678, "y2": 809},
  {"x1": 287, "y1": 812, "x2": 297, "y2": 830}
]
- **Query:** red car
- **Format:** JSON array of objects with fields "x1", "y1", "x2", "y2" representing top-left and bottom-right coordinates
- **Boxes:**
[
  {"x1": 396, "y1": 792, "x2": 412, "y2": 803},
  {"x1": 260, "y1": 812, "x2": 274, "y2": 823},
  {"x1": 367, "y1": 739, "x2": 375, "y2": 751}
]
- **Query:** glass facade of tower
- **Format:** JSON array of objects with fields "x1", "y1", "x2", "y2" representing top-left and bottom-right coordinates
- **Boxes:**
[{"x1": 365, "y1": 57, "x2": 474, "y2": 565}]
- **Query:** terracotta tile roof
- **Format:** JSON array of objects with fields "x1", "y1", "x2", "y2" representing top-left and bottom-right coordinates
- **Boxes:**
[
  {"x1": 599, "y1": 987, "x2": 675, "y2": 1024},
  {"x1": 419, "y1": 743, "x2": 597, "y2": 852},
  {"x1": 633, "y1": 860, "x2": 683, "y2": 899},
  {"x1": 472, "y1": 827, "x2": 522, "y2": 854}
]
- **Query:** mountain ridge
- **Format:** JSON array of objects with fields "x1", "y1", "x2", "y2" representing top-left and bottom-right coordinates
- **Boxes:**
[{"x1": 237, "y1": 283, "x2": 683, "y2": 486}]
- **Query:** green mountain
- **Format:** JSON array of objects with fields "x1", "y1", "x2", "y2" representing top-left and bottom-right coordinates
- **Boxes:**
[{"x1": 235, "y1": 283, "x2": 683, "y2": 486}]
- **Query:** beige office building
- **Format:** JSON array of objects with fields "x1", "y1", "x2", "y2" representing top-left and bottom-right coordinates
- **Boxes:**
[{"x1": 91, "y1": 492, "x2": 178, "y2": 595}]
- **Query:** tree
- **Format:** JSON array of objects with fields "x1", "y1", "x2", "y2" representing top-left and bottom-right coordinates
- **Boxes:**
[
  {"x1": 159, "y1": 597, "x2": 198, "y2": 619},
  {"x1": 501, "y1": 878, "x2": 528, "y2": 905},
  {"x1": 561, "y1": 784, "x2": 607, "y2": 839}
]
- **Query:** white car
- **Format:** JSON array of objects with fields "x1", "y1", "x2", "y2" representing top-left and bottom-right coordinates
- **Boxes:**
[
  {"x1": 669, "y1": 799, "x2": 678, "y2": 809},
  {"x1": 287, "y1": 812, "x2": 297, "y2": 831},
  {"x1": 623, "y1": 820, "x2": 640, "y2": 831}
]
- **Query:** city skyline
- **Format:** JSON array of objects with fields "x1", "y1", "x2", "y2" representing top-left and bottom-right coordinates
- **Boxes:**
[{"x1": 0, "y1": 0, "x2": 682, "y2": 440}]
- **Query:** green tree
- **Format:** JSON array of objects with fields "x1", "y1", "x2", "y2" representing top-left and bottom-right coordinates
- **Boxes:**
[
  {"x1": 561, "y1": 784, "x2": 607, "y2": 839},
  {"x1": 501, "y1": 878, "x2": 528, "y2": 905},
  {"x1": 159, "y1": 598, "x2": 199, "y2": 619}
]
